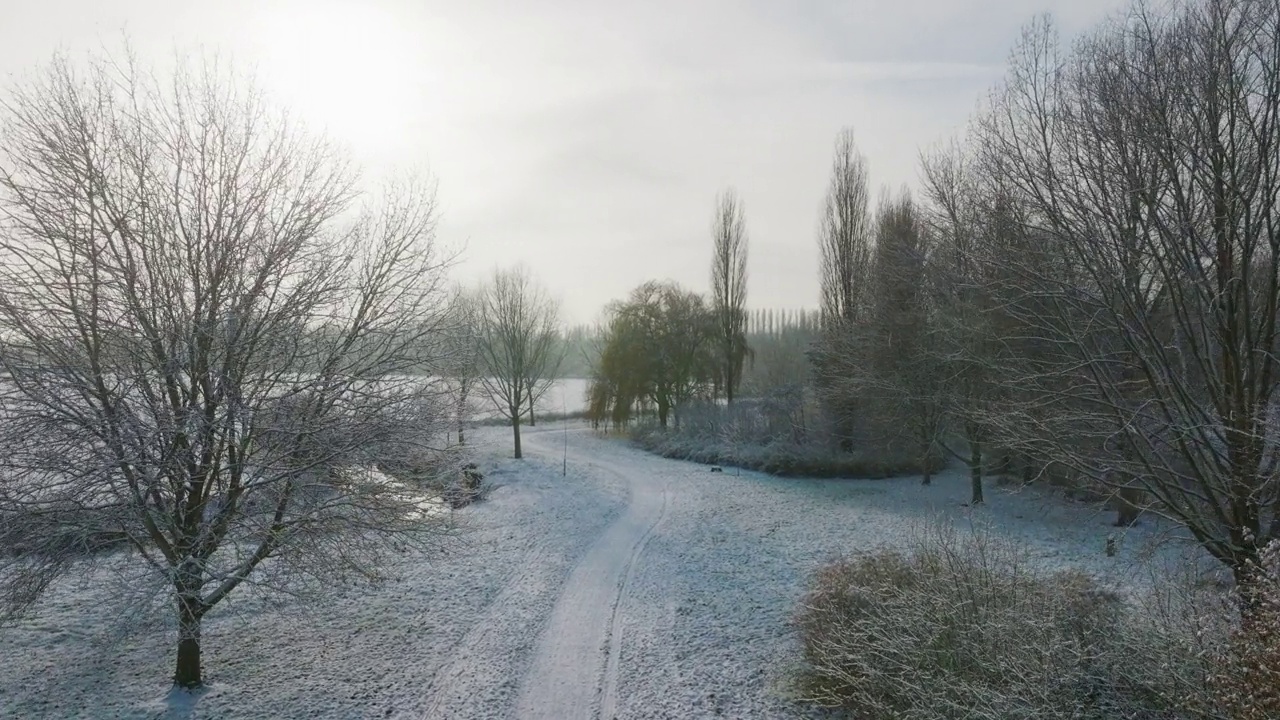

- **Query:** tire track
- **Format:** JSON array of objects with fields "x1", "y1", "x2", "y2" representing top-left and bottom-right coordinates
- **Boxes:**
[
  {"x1": 598, "y1": 476, "x2": 669, "y2": 720},
  {"x1": 512, "y1": 431, "x2": 670, "y2": 720}
]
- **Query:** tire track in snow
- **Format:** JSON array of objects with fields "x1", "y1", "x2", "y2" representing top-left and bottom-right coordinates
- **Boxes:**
[
  {"x1": 598, "y1": 477, "x2": 669, "y2": 720},
  {"x1": 513, "y1": 431, "x2": 671, "y2": 720}
]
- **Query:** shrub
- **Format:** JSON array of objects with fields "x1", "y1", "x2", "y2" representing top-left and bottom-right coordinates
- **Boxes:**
[
  {"x1": 440, "y1": 463, "x2": 491, "y2": 509},
  {"x1": 1210, "y1": 542, "x2": 1280, "y2": 720},
  {"x1": 629, "y1": 397, "x2": 945, "y2": 479},
  {"x1": 630, "y1": 422, "x2": 933, "y2": 479},
  {"x1": 0, "y1": 504, "x2": 136, "y2": 558},
  {"x1": 792, "y1": 522, "x2": 1220, "y2": 719}
]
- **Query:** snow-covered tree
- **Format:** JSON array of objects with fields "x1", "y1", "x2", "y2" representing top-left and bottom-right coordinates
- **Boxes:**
[
  {"x1": 0, "y1": 52, "x2": 458, "y2": 688},
  {"x1": 476, "y1": 266, "x2": 561, "y2": 458}
]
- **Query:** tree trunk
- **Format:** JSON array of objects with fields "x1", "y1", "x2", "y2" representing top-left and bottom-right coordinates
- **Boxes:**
[
  {"x1": 457, "y1": 380, "x2": 468, "y2": 445},
  {"x1": 1114, "y1": 483, "x2": 1143, "y2": 527},
  {"x1": 725, "y1": 357, "x2": 735, "y2": 405},
  {"x1": 512, "y1": 412, "x2": 523, "y2": 459},
  {"x1": 657, "y1": 401, "x2": 670, "y2": 428},
  {"x1": 969, "y1": 438, "x2": 984, "y2": 505},
  {"x1": 526, "y1": 384, "x2": 536, "y2": 427},
  {"x1": 837, "y1": 411, "x2": 854, "y2": 454},
  {"x1": 921, "y1": 438, "x2": 933, "y2": 486},
  {"x1": 173, "y1": 592, "x2": 204, "y2": 688}
]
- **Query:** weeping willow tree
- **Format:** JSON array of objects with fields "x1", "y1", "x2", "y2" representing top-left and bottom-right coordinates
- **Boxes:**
[{"x1": 590, "y1": 282, "x2": 717, "y2": 430}]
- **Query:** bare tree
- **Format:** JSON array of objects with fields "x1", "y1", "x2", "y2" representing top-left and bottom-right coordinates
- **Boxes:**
[
  {"x1": 445, "y1": 289, "x2": 483, "y2": 446},
  {"x1": 917, "y1": 143, "x2": 1013, "y2": 504},
  {"x1": 476, "y1": 266, "x2": 560, "y2": 459},
  {"x1": 969, "y1": 1, "x2": 1280, "y2": 599},
  {"x1": 0, "y1": 53, "x2": 457, "y2": 688},
  {"x1": 521, "y1": 322, "x2": 565, "y2": 428},
  {"x1": 710, "y1": 188, "x2": 750, "y2": 404}
]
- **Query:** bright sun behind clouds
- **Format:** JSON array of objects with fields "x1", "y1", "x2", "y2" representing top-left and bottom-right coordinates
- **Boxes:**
[{"x1": 249, "y1": 0, "x2": 426, "y2": 154}]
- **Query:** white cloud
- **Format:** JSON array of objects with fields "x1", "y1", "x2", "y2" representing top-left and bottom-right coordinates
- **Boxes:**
[{"x1": 0, "y1": 0, "x2": 1130, "y2": 323}]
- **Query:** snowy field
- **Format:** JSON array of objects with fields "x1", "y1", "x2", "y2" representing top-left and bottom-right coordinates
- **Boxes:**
[{"x1": 0, "y1": 423, "x2": 1214, "y2": 719}]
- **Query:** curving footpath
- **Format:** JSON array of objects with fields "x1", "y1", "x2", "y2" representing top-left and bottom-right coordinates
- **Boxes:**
[{"x1": 511, "y1": 430, "x2": 671, "y2": 720}]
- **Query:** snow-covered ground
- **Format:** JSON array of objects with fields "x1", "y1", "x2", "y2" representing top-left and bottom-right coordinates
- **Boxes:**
[{"x1": 0, "y1": 424, "x2": 1215, "y2": 719}]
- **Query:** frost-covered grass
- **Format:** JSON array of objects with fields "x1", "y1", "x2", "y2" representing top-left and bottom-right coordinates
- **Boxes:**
[
  {"x1": 600, "y1": 430, "x2": 1220, "y2": 718},
  {"x1": 0, "y1": 425, "x2": 1219, "y2": 719},
  {"x1": 0, "y1": 429, "x2": 623, "y2": 719}
]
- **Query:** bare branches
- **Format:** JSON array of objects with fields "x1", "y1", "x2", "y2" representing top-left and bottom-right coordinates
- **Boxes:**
[
  {"x1": 0, "y1": 50, "x2": 457, "y2": 687},
  {"x1": 956, "y1": 0, "x2": 1280, "y2": 587},
  {"x1": 475, "y1": 266, "x2": 561, "y2": 458},
  {"x1": 443, "y1": 287, "x2": 482, "y2": 445},
  {"x1": 812, "y1": 129, "x2": 878, "y2": 454}
]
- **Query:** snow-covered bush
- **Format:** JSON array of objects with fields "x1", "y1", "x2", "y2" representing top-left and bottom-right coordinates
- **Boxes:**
[
  {"x1": 633, "y1": 396, "x2": 937, "y2": 478},
  {"x1": 435, "y1": 463, "x2": 496, "y2": 510},
  {"x1": 1210, "y1": 542, "x2": 1280, "y2": 720},
  {"x1": 792, "y1": 522, "x2": 1223, "y2": 719}
]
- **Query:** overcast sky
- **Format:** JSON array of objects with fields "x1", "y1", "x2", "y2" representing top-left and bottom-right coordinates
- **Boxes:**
[{"x1": 0, "y1": 0, "x2": 1128, "y2": 324}]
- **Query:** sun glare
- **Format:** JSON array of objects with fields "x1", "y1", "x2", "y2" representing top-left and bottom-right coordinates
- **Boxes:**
[{"x1": 251, "y1": 0, "x2": 423, "y2": 152}]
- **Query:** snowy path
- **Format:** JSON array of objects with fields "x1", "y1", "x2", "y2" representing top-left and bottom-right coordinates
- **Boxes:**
[
  {"x1": 511, "y1": 432, "x2": 670, "y2": 719},
  {"x1": 0, "y1": 423, "x2": 1214, "y2": 719}
]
